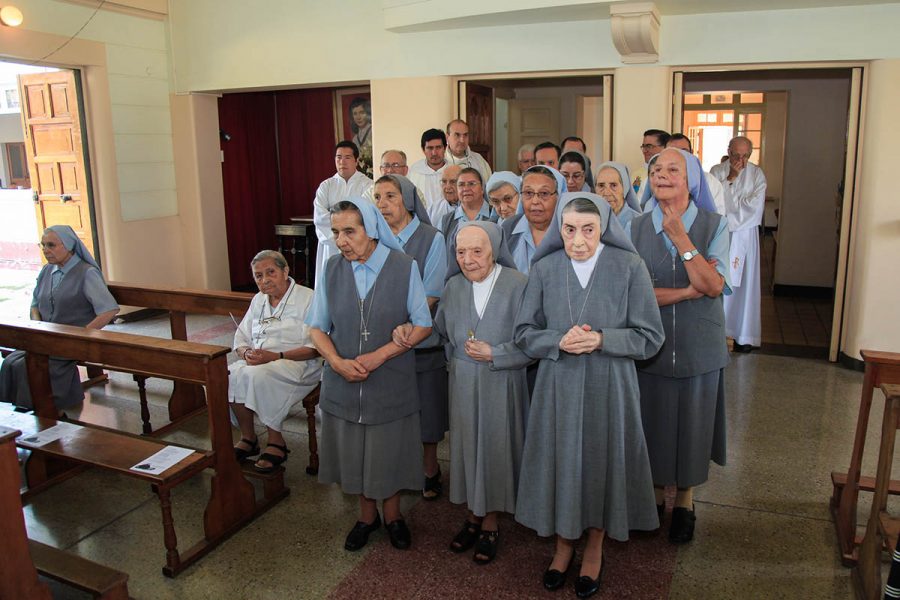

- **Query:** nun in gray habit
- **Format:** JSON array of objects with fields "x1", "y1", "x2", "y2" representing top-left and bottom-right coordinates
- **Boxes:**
[
  {"x1": 372, "y1": 174, "x2": 450, "y2": 501},
  {"x1": 514, "y1": 192, "x2": 664, "y2": 596},
  {"x1": 432, "y1": 221, "x2": 531, "y2": 565}
]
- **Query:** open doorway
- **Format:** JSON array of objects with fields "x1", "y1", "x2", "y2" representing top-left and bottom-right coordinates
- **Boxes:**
[
  {"x1": 676, "y1": 68, "x2": 857, "y2": 360},
  {"x1": 457, "y1": 74, "x2": 613, "y2": 174},
  {"x1": 0, "y1": 61, "x2": 96, "y2": 324}
]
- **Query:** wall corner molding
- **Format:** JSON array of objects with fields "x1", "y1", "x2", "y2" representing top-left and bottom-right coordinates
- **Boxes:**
[{"x1": 609, "y1": 2, "x2": 660, "y2": 64}]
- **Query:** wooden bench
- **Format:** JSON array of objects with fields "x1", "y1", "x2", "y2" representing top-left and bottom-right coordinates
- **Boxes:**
[
  {"x1": 0, "y1": 320, "x2": 288, "y2": 577},
  {"x1": 82, "y1": 282, "x2": 321, "y2": 474},
  {"x1": 830, "y1": 349, "x2": 900, "y2": 565},
  {"x1": 29, "y1": 539, "x2": 131, "y2": 600}
]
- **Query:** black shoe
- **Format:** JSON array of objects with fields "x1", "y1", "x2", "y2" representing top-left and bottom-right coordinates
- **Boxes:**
[
  {"x1": 385, "y1": 518, "x2": 411, "y2": 550},
  {"x1": 669, "y1": 505, "x2": 696, "y2": 544},
  {"x1": 344, "y1": 513, "x2": 381, "y2": 551},
  {"x1": 543, "y1": 555, "x2": 573, "y2": 591},
  {"x1": 423, "y1": 467, "x2": 443, "y2": 500},
  {"x1": 473, "y1": 529, "x2": 499, "y2": 565},
  {"x1": 574, "y1": 560, "x2": 606, "y2": 599},
  {"x1": 450, "y1": 519, "x2": 481, "y2": 553},
  {"x1": 732, "y1": 343, "x2": 753, "y2": 353}
]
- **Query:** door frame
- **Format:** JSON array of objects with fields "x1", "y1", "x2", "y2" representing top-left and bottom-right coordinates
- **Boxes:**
[
  {"x1": 670, "y1": 61, "x2": 868, "y2": 362},
  {"x1": 454, "y1": 69, "x2": 616, "y2": 164}
]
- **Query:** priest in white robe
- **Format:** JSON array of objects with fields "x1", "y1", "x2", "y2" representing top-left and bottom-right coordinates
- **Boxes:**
[
  {"x1": 710, "y1": 136, "x2": 767, "y2": 351},
  {"x1": 445, "y1": 119, "x2": 492, "y2": 183},
  {"x1": 409, "y1": 128, "x2": 448, "y2": 211},
  {"x1": 312, "y1": 141, "x2": 373, "y2": 289}
]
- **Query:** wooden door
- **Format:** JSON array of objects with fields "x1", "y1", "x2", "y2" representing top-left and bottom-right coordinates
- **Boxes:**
[
  {"x1": 464, "y1": 82, "x2": 494, "y2": 169},
  {"x1": 17, "y1": 71, "x2": 96, "y2": 258},
  {"x1": 508, "y1": 97, "x2": 561, "y2": 168},
  {"x1": 5, "y1": 142, "x2": 30, "y2": 188}
]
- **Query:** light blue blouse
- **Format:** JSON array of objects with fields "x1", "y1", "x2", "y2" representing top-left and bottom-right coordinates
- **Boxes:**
[
  {"x1": 510, "y1": 216, "x2": 536, "y2": 274},
  {"x1": 395, "y1": 216, "x2": 448, "y2": 299},
  {"x1": 626, "y1": 201, "x2": 732, "y2": 295},
  {"x1": 616, "y1": 205, "x2": 641, "y2": 229},
  {"x1": 305, "y1": 242, "x2": 432, "y2": 333}
]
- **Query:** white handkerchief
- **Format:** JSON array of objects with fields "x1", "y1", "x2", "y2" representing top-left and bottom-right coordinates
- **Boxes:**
[{"x1": 130, "y1": 446, "x2": 195, "y2": 475}]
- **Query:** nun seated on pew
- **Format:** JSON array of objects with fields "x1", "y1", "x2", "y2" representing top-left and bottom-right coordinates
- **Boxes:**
[
  {"x1": 0, "y1": 225, "x2": 119, "y2": 415},
  {"x1": 230, "y1": 250, "x2": 322, "y2": 474}
]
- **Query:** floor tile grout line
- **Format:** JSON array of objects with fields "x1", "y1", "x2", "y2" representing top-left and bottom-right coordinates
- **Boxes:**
[
  {"x1": 694, "y1": 499, "x2": 835, "y2": 524},
  {"x1": 60, "y1": 494, "x2": 158, "y2": 551}
]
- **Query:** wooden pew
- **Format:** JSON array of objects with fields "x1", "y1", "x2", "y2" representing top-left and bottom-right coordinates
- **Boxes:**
[
  {"x1": 0, "y1": 424, "x2": 52, "y2": 600},
  {"x1": 831, "y1": 349, "x2": 900, "y2": 565},
  {"x1": 91, "y1": 282, "x2": 321, "y2": 474},
  {"x1": 0, "y1": 320, "x2": 287, "y2": 577}
]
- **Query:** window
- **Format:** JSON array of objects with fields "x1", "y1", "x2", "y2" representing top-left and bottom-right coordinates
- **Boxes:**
[{"x1": 4, "y1": 88, "x2": 18, "y2": 109}]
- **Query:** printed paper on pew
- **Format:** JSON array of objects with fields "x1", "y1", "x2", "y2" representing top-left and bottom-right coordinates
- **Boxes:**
[
  {"x1": 130, "y1": 445, "x2": 195, "y2": 475},
  {"x1": 18, "y1": 422, "x2": 81, "y2": 447}
]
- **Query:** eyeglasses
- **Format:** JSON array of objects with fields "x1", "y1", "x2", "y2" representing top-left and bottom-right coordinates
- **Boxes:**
[
  {"x1": 562, "y1": 172, "x2": 585, "y2": 181},
  {"x1": 457, "y1": 181, "x2": 481, "y2": 188},
  {"x1": 380, "y1": 163, "x2": 406, "y2": 170},
  {"x1": 522, "y1": 190, "x2": 558, "y2": 201},
  {"x1": 640, "y1": 144, "x2": 662, "y2": 151},
  {"x1": 38, "y1": 242, "x2": 60, "y2": 249}
]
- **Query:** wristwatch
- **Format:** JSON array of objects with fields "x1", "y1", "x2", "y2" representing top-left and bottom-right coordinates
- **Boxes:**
[{"x1": 681, "y1": 249, "x2": 700, "y2": 262}]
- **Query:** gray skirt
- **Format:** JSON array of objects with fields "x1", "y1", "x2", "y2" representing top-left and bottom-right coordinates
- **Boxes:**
[
  {"x1": 0, "y1": 351, "x2": 84, "y2": 410},
  {"x1": 637, "y1": 368, "x2": 727, "y2": 488},
  {"x1": 318, "y1": 410, "x2": 423, "y2": 500}
]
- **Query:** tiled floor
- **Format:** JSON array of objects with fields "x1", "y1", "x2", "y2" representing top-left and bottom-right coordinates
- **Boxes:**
[
  {"x1": 759, "y1": 233, "x2": 834, "y2": 356},
  {"x1": 5, "y1": 314, "x2": 881, "y2": 599}
]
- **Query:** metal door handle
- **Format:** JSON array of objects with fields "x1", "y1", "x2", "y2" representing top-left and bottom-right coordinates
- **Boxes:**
[
  {"x1": 60, "y1": 195, "x2": 72, "y2": 203},
  {"x1": 32, "y1": 191, "x2": 39, "y2": 203}
]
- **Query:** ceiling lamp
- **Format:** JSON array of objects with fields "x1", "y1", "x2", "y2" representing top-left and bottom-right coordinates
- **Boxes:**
[{"x1": 0, "y1": 5, "x2": 23, "y2": 27}]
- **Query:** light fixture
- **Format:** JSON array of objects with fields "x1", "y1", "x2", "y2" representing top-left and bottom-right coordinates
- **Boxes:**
[{"x1": 0, "y1": 5, "x2": 23, "y2": 27}]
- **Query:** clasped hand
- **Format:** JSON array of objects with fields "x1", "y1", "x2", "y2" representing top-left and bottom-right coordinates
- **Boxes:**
[
  {"x1": 243, "y1": 348, "x2": 278, "y2": 366},
  {"x1": 559, "y1": 324, "x2": 602, "y2": 354},
  {"x1": 333, "y1": 350, "x2": 384, "y2": 383}
]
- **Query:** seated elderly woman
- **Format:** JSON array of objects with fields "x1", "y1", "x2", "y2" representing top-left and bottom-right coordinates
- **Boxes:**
[
  {"x1": 595, "y1": 161, "x2": 642, "y2": 228},
  {"x1": 230, "y1": 250, "x2": 322, "y2": 473},
  {"x1": 514, "y1": 193, "x2": 664, "y2": 598},
  {"x1": 397, "y1": 221, "x2": 531, "y2": 564},
  {"x1": 0, "y1": 225, "x2": 119, "y2": 413},
  {"x1": 484, "y1": 171, "x2": 521, "y2": 224}
]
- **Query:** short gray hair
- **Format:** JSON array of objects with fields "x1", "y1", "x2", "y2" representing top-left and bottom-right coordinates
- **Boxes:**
[
  {"x1": 251, "y1": 250, "x2": 288, "y2": 270},
  {"x1": 380, "y1": 149, "x2": 407, "y2": 164},
  {"x1": 517, "y1": 143, "x2": 535, "y2": 159}
]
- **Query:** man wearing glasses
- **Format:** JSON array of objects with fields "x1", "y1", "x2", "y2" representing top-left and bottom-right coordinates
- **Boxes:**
[
  {"x1": 634, "y1": 129, "x2": 670, "y2": 202},
  {"x1": 364, "y1": 149, "x2": 427, "y2": 208},
  {"x1": 710, "y1": 136, "x2": 767, "y2": 353}
]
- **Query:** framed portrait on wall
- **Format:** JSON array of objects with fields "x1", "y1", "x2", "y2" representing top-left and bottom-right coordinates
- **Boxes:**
[{"x1": 334, "y1": 86, "x2": 372, "y2": 178}]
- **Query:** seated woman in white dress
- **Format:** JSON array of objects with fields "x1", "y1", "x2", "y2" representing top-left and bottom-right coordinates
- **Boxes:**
[{"x1": 230, "y1": 250, "x2": 322, "y2": 473}]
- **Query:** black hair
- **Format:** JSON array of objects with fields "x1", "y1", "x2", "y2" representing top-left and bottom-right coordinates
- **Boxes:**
[
  {"x1": 668, "y1": 133, "x2": 693, "y2": 152},
  {"x1": 458, "y1": 167, "x2": 483, "y2": 185},
  {"x1": 534, "y1": 141, "x2": 561, "y2": 161},
  {"x1": 559, "y1": 151, "x2": 587, "y2": 170},
  {"x1": 560, "y1": 136, "x2": 586, "y2": 152},
  {"x1": 421, "y1": 128, "x2": 447, "y2": 149},
  {"x1": 348, "y1": 97, "x2": 371, "y2": 134},
  {"x1": 522, "y1": 165, "x2": 558, "y2": 186},
  {"x1": 335, "y1": 140, "x2": 360, "y2": 159},
  {"x1": 643, "y1": 129, "x2": 671, "y2": 147}
]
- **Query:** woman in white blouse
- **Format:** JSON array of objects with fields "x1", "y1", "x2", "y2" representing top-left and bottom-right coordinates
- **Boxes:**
[{"x1": 230, "y1": 250, "x2": 322, "y2": 473}]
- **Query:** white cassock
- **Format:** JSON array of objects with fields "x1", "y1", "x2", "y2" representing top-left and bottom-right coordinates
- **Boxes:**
[
  {"x1": 710, "y1": 161, "x2": 767, "y2": 346},
  {"x1": 445, "y1": 148, "x2": 492, "y2": 183},
  {"x1": 229, "y1": 280, "x2": 323, "y2": 432},
  {"x1": 705, "y1": 172, "x2": 727, "y2": 216},
  {"x1": 312, "y1": 170, "x2": 373, "y2": 289},
  {"x1": 408, "y1": 159, "x2": 446, "y2": 222},
  {"x1": 429, "y1": 198, "x2": 456, "y2": 231}
]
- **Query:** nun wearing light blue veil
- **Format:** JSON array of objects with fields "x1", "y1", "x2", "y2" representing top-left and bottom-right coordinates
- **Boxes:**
[
  {"x1": 514, "y1": 192, "x2": 664, "y2": 596},
  {"x1": 306, "y1": 196, "x2": 432, "y2": 553},
  {"x1": 594, "y1": 161, "x2": 642, "y2": 228},
  {"x1": 0, "y1": 225, "x2": 118, "y2": 412}
]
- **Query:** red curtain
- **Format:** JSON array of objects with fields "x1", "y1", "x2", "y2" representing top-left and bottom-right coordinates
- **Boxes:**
[
  {"x1": 276, "y1": 88, "x2": 336, "y2": 220},
  {"x1": 219, "y1": 88, "x2": 338, "y2": 290}
]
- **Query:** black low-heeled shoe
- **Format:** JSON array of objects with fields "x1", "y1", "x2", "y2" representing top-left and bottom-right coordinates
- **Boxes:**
[
  {"x1": 543, "y1": 555, "x2": 573, "y2": 591},
  {"x1": 574, "y1": 559, "x2": 606, "y2": 599},
  {"x1": 385, "y1": 518, "x2": 411, "y2": 550},
  {"x1": 669, "y1": 504, "x2": 697, "y2": 544},
  {"x1": 423, "y1": 468, "x2": 443, "y2": 500},
  {"x1": 473, "y1": 529, "x2": 499, "y2": 565},
  {"x1": 344, "y1": 512, "x2": 381, "y2": 551},
  {"x1": 253, "y1": 443, "x2": 289, "y2": 474},
  {"x1": 233, "y1": 437, "x2": 259, "y2": 461},
  {"x1": 450, "y1": 520, "x2": 481, "y2": 553}
]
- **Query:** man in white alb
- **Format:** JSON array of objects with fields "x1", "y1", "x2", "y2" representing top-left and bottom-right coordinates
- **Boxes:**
[
  {"x1": 312, "y1": 141, "x2": 373, "y2": 289},
  {"x1": 710, "y1": 136, "x2": 767, "y2": 352},
  {"x1": 428, "y1": 164, "x2": 462, "y2": 228},
  {"x1": 444, "y1": 119, "x2": 492, "y2": 183},
  {"x1": 408, "y1": 128, "x2": 447, "y2": 214},
  {"x1": 363, "y1": 149, "x2": 427, "y2": 207}
]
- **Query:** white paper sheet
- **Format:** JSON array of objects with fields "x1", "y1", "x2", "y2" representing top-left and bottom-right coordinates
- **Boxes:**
[
  {"x1": 130, "y1": 445, "x2": 195, "y2": 475},
  {"x1": 18, "y1": 422, "x2": 81, "y2": 447}
]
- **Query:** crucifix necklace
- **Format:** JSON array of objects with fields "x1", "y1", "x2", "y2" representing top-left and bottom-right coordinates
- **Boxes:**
[
  {"x1": 468, "y1": 265, "x2": 501, "y2": 341},
  {"x1": 566, "y1": 262, "x2": 598, "y2": 328},
  {"x1": 358, "y1": 277, "x2": 378, "y2": 348}
]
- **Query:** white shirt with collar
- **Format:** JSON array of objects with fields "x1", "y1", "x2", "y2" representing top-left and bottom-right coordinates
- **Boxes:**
[{"x1": 312, "y1": 170, "x2": 373, "y2": 289}]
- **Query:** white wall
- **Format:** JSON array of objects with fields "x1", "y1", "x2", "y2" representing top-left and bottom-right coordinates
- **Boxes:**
[{"x1": 685, "y1": 73, "x2": 851, "y2": 289}]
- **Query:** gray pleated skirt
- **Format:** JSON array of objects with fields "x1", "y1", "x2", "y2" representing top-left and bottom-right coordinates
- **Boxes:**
[
  {"x1": 318, "y1": 410, "x2": 423, "y2": 500},
  {"x1": 637, "y1": 368, "x2": 727, "y2": 488},
  {"x1": 417, "y1": 364, "x2": 449, "y2": 444},
  {"x1": 0, "y1": 351, "x2": 83, "y2": 410}
]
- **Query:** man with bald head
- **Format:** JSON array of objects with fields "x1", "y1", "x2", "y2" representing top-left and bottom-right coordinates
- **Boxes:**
[
  {"x1": 428, "y1": 164, "x2": 463, "y2": 227},
  {"x1": 710, "y1": 136, "x2": 767, "y2": 353},
  {"x1": 445, "y1": 119, "x2": 492, "y2": 183}
]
